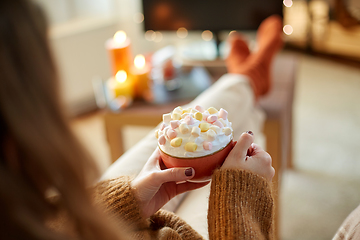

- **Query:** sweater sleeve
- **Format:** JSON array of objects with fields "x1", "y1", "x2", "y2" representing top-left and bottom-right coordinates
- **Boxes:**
[
  {"x1": 92, "y1": 176, "x2": 149, "y2": 231},
  {"x1": 208, "y1": 169, "x2": 274, "y2": 240}
]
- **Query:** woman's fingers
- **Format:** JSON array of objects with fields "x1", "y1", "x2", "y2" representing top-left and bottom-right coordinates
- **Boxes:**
[
  {"x1": 154, "y1": 167, "x2": 195, "y2": 185},
  {"x1": 229, "y1": 132, "x2": 254, "y2": 159}
]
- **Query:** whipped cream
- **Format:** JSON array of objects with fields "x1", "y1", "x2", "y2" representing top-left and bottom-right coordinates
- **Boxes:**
[{"x1": 156, "y1": 105, "x2": 233, "y2": 158}]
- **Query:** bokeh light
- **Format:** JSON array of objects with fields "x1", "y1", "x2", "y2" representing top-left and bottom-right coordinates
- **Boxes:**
[
  {"x1": 283, "y1": 0, "x2": 293, "y2": 7},
  {"x1": 202, "y1": 30, "x2": 213, "y2": 41},
  {"x1": 229, "y1": 30, "x2": 237, "y2": 36},
  {"x1": 145, "y1": 30, "x2": 156, "y2": 41},
  {"x1": 154, "y1": 31, "x2": 163, "y2": 42},
  {"x1": 133, "y1": 12, "x2": 144, "y2": 23},
  {"x1": 283, "y1": 25, "x2": 294, "y2": 35},
  {"x1": 177, "y1": 27, "x2": 188, "y2": 38}
]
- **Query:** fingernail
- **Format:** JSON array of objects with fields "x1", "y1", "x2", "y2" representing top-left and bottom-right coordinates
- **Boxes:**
[
  {"x1": 185, "y1": 168, "x2": 193, "y2": 177},
  {"x1": 246, "y1": 131, "x2": 254, "y2": 135}
]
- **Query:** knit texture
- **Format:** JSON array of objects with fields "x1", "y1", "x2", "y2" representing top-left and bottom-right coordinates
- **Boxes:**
[
  {"x1": 93, "y1": 176, "x2": 148, "y2": 231},
  {"x1": 93, "y1": 176, "x2": 203, "y2": 239},
  {"x1": 53, "y1": 170, "x2": 274, "y2": 239},
  {"x1": 208, "y1": 169, "x2": 274, "y2": 240}
]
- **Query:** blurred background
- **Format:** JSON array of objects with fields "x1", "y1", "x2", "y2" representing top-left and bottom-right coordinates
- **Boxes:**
[{"x1": 35, "y1": 0, "x2": 360, "y2": 239}]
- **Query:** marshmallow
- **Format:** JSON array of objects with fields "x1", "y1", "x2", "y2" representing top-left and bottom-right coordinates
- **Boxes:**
[
  {"x1": 190, "y1": 108, "x2": 199, "y2": 114},
  {"x1": 194, "y1": 105, "x2": 205, "y2": 112},
  {"x1": 219, "y1": 108, "x2": 228, "y2": 120},
  {"x1": 182, "y1": 108, "x2": 191, "y2": 114},
  {"x1": 203, "y1": 141, "x2": 213, "y2": 150},
  {"x1": 207, "y1": 115, "x2": 218, "y2": 123},
  {"x1": 155, "y1": 130, "x2": 159, "y2": 139},
  {"x1": 210, "y1": 125, "x2": 221, "y2": 134},
  {"x1": 194, "y1": 112, "x2": 203, "y2": 121},
  {"x1": 213, "y1": 120, "x2": 224, "y2": 128},
  {"x1": 173, "y1": 106, "x2": 183, "y2": 114},
  {"x1": 163, "y1": 113, "x2": 171, "y2": 123},
  {"x1": 191, "y1": 126, "x2": 201, "y2": 137},
  {"x1": 171, "y1": 112, "x2": 181, "y2": 120},
  {"x1": 181, "y1": 113, "x2": 190, "y2": 119},
  {"x1": 199, "y1": 122, "x2": 210, "y2": 132},
  {"x1": 207, "y1": 107, "x2": 218, "y2": 114},
  {"x1": 170, "y1": 120, "x2": 180, "y2": 129},
  {"x1": 167, "y1": 129, "x2": 177, "y2": 139},
  {"x1": 158, "y1": 135, "x2": 166, "y2": 145},
  {"x1": 223, "y1": 127, "x2": 232, "y2": 136},
  {"x1": 202, "y1": 113, "x2": 210, "y2": 121},
  {"x1": 185, "y1": 142, "x2": 197, "y2": 152},
  {"x1": 184, "y1": 115, "x2": 195, "y2": 125},
  {"x1": 160, "y1": 123, "x2": 166, "y2": 131},
  {"x1": 179, "y1": 123, "x2": 190, "y2": 134},
  {"x1": 218, "y1": 118, "x2": 227, "y2": 127},
  {"x1": 170, "y1": 137, "x2": 182, "y2": 147},
  {"x1": 207, "y1": 129, "x2": 216, "y2": 141}
]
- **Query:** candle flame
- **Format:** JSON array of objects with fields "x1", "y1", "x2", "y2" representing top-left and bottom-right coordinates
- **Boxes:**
[
  {"x1": 134, "y1": 54, "x2": 146, "y2": 69},
  {"x1": 115, "y1": 70, "x2": 127, "y2": 83},
  {"x1": 114, "y1": 31, "x2": 127, "y2": 45}
]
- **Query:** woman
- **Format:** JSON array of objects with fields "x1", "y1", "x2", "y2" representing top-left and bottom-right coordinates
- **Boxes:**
[{"x1": 0, "y1": 0, "x2": 279, "y2": 239}]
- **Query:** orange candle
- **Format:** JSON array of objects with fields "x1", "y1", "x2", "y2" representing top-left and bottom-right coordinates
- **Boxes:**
[
  {"x1": 106, "y1": 31, "x2": 132, "y2": 76},
  {"x1": 131, "y1": 54, "x2": 151, "y2": 98},
  {"x1": 108, "y1": 70, "x2": 134, "y2": 98}
]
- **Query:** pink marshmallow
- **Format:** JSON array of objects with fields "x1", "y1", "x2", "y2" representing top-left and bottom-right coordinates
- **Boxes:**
[
  {"x1": 207, "y1": 115, "x2": 218, "y2": 123},
  {"x1": 213, "y1": 120, "x2": 224, "y2": 128},
  {"x1": 184, "y1": 115, "x2": 195, "y2": 125},
  {"x1": 167, "y1": 129, "x2": 177, "y2": 139},
  {"x1": 219, "y1": 108, "x2": 228, "y2": 120},
  {"x1": 202, "y1": 113, "x2": 210, "y2": 121},
  {"x1": 160, "y1": 123, "x2": 166, "y2": 131},
  {"x1": 203, "y1": 141, "x2": 213, "y2": 150},
  {"x1": 158, "y1": 135, "x2": 166, "y2": 145},
  {"x1": 194, "y1": 105, "x2": 205, "y2": 112},
  {"x1": 170, "y1": 120, "x2": 180, "y2": 129}
]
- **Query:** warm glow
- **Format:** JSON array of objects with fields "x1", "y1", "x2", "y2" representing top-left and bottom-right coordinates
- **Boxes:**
[
  {"x1": 114, "y1": 31, "x2": 127, "y2": 44},
  {"x1": 133, "y1": 12, "x2": 144, "y2": 23},
  {"x1": 283, "y1": 25, "x2": 294, "y2": 35},
  {"x1": 145, "y1": 30, "x2": 156, "y2": 41},
  {"x1": 134, "y1": 54, "x2": 146, "y2": 69},
  {"x1": 283, "y1": 0, "x2": 293, "y2": 7},
  {"x1": 177, "y1": 27, "x2": 188, "y2": 38},
  {"x1": 115, "y1": 70, "x2": 127, "y2": 83},
  {"x1": 202, "y1": 30, "x2": 213, "y2": 41},
  {"x1": 154, "y1": 31, "x2": 163, "y2": 42}
]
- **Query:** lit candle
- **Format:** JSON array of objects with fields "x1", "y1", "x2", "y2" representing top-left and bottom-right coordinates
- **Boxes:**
[
  {"x1": 108, "y1": 70, "x2": 134, "y2": 98},
  {"x1": 106, "y1": 31, "x2": 132, "y2": 76},
  {"x1": 131, "y1": 54, "x2": 151, "y2": 98}
]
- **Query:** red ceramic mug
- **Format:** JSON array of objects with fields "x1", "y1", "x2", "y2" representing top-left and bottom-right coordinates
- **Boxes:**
[{"x1": 159, "y1": 140, "x2": 236, "y2": 182}]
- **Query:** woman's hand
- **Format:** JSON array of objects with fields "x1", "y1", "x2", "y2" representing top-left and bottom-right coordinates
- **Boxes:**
[
  {"x1": 131, "y1": 148, "x2": 209, "y2": 218},
  {"x1": 221, "y1": 131, "x2": 275, "y2": 181}
]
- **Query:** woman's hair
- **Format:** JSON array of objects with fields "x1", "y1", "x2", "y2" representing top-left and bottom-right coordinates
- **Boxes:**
[{"x1": 0, "y1": 1, "x2": 125, "y2": 239}]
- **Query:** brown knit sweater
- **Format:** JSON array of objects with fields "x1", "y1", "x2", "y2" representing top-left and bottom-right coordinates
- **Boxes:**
[{"x1": 91, "y1": 169, "x2": 274, "y2": 240}]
